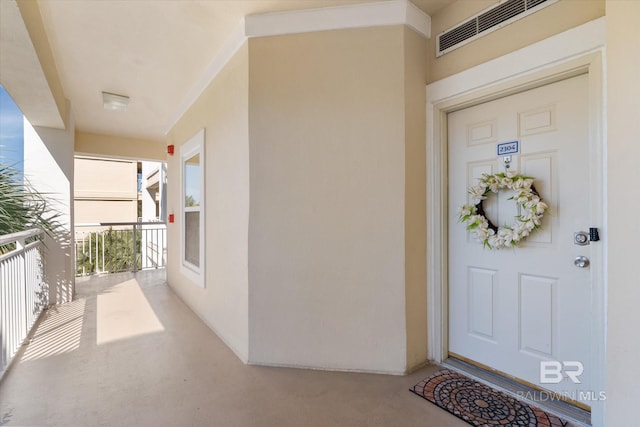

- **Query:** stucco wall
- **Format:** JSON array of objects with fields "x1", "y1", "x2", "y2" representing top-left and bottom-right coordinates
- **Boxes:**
[
  {"x1": 23, "y1": 105, "x2": 75, "y2": 305},
  {"x1": 74, "y1": 200, "x2": 137, "y2": 224},
  {"x1": 605, "y1": 0, "x2": 640, "y2": 425},
  {"x1": 428, "y1": 0, "x2": 605, "y2": 82},
  {"x1": 75, "y1": 131, "x2": 165, "y2": 161},
  {"x1": 140, "y1": 161, "x2": 164, "y2": 221},
  {"x1": 74, "y1": 158, "x2": 137, "y2": 199},
  {"x1": 166, "y1": 43, "x2": 250, "y2": 361},
  {"x1": 247, "y1": 26, "x2": 410, "y2": 373},
  {"x1": 403, "y1": 26, "x2": 428, "y2": 371},
  {"x1": 74, "y1": 157, "x2": 138, "y2": 223}
]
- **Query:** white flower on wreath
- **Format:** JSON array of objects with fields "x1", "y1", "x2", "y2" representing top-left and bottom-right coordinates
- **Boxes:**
[
  {"x1": 458, "y1": 172, "x2": 548, "y2": 250},
  {"x1": 469, "y1": 185, "x2": 488, "y2": 204}
]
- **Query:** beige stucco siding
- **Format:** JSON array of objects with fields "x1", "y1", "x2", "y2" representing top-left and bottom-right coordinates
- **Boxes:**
[
  {"x1": 428, "y1": 0, "x2": 605, "y2": 82},
  {"x1": 403, "y1": 26, "x2": 428, "y2": 371},
  {"x1": 73, "y1": 157, "x2": 138, "y2": 224},
  {"x1": 165, "y1": 25, "x2": 429, "y2": 374},
  {"x1": 75, "y1": 131, "x2": 165, "y2": 161},
  {"x1": 605, "y1": 0, "x2": 640, "y2": 425},
  {"x1": 248, "y1": 26, "x2": 410, "y2": 373},
  {"x1": 74, "y1": 200, "x2": 137, "y2": 224},
  {"x1": 24, "y1": 110, "x2": 75, "y2": 305},
  {"x1": 166, "y1": 43, "x2": 250, "y2": 361}
]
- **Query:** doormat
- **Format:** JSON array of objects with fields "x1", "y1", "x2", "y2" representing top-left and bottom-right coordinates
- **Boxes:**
[{"x1": 410, "y1": 369, "x2": 567, "y2": 427}]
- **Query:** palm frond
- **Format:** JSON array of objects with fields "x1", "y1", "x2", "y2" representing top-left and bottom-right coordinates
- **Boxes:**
[{"x1": 0, "y1": 162, "x2": 63, "y2": 237}]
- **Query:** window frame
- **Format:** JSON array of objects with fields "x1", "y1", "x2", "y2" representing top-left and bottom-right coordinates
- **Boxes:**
[{"x1": 180, "y1": 129, "x2": 205, "y2": 287}]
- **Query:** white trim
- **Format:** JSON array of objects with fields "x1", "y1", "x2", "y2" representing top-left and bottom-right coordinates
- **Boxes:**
[
  {"x1": 165, "y1": 24, "x2": 247, "y2": 134},
  {"x1": 165, "y1": 0, "x2": 430, "y2": 135},
  {"x1": 428, "y1": 17, "x2": 605, "y2": 103},
  {"x1": 180, "y1": 129, "x2": 206, "y2": 288},
  {"x1": 426, "y1": 17, "x2": 606, "y2": 427},
  {"x1": 245, "y1": 0, "x2": 430, "y2": 39}
]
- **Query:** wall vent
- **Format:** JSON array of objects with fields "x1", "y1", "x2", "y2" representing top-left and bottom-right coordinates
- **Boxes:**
[{"x1": 436, "y1": 0, "x2": 557, "y2": 57}]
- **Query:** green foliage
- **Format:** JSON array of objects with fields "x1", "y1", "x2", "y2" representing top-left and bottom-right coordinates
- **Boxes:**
[
  {"x1": 0, "y1": 163, "x2": 61, "y2": 235},
  {"x1": 0, "y1": 163, "x2": 61, "y2": 253},
  {"x1": 76, "y1": 228, "x2": 142, "y2": 275}
]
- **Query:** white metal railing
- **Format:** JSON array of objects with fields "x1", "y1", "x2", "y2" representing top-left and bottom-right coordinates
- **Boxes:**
[
  {"x1": 74, "y1": 222, "x2": 166, "y2": 277},
  {"x1": 0, "y1": 228, "x2": 46, "y2": 377}
]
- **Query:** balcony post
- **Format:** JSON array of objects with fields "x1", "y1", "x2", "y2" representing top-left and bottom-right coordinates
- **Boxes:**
[
  {"x1": 18, "y1": 236, "x2": 27, "y2": 351},
  {"x1": 132, "y1": 223, "x2": 138, "y2": 273}
]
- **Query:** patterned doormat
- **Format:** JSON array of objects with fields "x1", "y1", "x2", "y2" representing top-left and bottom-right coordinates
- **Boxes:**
[{"x1": 410, "y1": 369, "x2": 567, "y2": 427}]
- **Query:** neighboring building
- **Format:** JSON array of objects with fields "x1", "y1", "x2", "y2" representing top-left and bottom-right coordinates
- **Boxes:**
[
  {"x1": 73, "y1": 157, "x2": 137, "y2": 224},
  {"x1": 139, "y1": 161, "x2": 167, "y2": 222},
  {"x1": 74, "y1": 157, "x2": 166, "y2": 274},
  {"x1": 74, "y1": 157, "x2": 165, "y2": 225},
  {"x1": 140, "y1": 161, "x2": 168, "y2": 269}
]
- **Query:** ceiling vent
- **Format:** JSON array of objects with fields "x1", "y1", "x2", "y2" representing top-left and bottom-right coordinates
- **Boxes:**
[{"x1": 436, "y1": 0, "x2": 557, "y2": 57}]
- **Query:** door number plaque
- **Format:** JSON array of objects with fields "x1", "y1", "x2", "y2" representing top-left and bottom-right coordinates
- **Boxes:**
[{"x1": 497, "y1": 140, "x2": 519, "y2": 156}]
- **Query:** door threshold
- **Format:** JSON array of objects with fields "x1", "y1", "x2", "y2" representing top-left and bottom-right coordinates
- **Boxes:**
[{"x1": 442, "y1": 357, "x2": 591, "y2": 427}]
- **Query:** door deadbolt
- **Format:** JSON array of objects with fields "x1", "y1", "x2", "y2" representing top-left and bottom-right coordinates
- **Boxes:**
[
  {"x1": 574, "y1": 231, "x2": 590, "y2": 246},
  {"x1": 574, "y1": 256, "x2": 590, "y2": 268}
]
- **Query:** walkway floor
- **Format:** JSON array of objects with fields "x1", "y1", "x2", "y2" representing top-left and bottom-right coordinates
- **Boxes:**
[{"x1": 0, "y1": 270, "x2": 465, "y2": 426}]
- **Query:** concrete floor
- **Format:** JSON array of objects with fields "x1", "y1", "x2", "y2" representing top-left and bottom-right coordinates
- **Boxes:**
[{"x1": 0, "y1": 270, "x2": 466, "y2": 427}]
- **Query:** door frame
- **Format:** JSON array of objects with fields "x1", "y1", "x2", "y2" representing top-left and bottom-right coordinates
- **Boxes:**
[{"x1": 426, "y1": 18, "x2": 606, "y2": 426}]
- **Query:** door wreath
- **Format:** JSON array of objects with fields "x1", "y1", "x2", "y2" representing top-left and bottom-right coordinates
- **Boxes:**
[{"x1": 458, "y1": 172, "x2": 548, "y2": 249}]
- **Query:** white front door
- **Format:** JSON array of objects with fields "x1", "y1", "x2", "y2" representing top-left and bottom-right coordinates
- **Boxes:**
[{"x1": 448, "y1": 74, "x2": 595, "y2": 406}]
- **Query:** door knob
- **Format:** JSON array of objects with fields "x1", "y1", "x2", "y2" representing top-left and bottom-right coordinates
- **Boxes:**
[{"x1": 574, "y1": 256, "x2": 590, "y2": 268}]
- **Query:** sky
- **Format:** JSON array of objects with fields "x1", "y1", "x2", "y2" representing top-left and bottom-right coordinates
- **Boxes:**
[
  {"x1": 185, "y1": 162, "x2": 201, "y2": 206},
  {"x1": 0, "y1": 85, "x2": 24, "y2": 173}
]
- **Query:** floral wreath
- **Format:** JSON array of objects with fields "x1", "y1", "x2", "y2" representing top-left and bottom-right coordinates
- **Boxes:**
[{"x1": 458, "y1": 171, "x2": 548, "y2": 249}]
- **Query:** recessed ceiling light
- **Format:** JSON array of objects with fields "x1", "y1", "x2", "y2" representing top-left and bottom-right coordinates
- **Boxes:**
[{"x1": 102, "y1": 91, "x2": 129, "y2": 111}]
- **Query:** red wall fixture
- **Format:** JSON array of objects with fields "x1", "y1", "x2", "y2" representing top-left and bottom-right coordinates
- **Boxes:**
[
  {"x1": 167, "y1": 145, "x2": 175, "y2": 155},
  {"x1": 168, "y1": 214, "x2": 175, "y2": 223}
]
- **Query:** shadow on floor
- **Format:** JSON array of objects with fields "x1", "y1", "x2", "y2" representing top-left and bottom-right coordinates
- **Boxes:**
[{"x1": 0, "y1": 270, "x2": 465, "y2": 426}]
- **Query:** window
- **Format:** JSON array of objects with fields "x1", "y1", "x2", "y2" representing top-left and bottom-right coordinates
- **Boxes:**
[{"x1": 180, "y1": 129, "x2": 205, "y2": 287}]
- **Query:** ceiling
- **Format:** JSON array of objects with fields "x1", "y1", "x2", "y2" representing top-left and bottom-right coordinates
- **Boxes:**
[{"x1": 9, "y1": 0, "x2": 456, "y2": 143}]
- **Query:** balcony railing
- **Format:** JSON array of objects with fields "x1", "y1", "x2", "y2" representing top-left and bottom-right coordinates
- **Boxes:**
[
  {"x1": 74, "y1": 221, "x2": 166, "y2": 277},
  {"x1": 0, "y1": 228, "x2": 46, "y2": 377}
]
